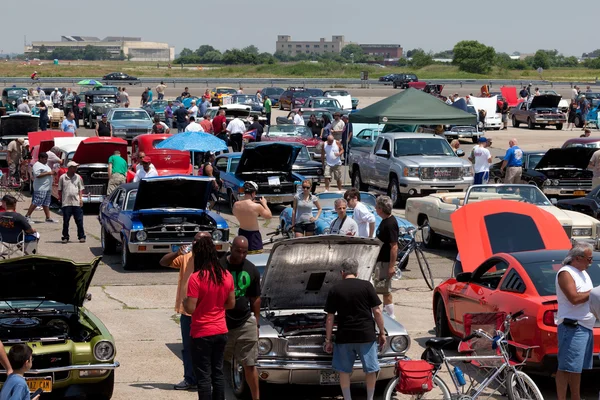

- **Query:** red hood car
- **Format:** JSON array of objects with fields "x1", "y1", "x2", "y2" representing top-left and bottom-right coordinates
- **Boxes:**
[
  {"x1": 433, "y1": 200, "x2": 600, "y2": 373},
  {"x1": 262, "y1": 125, "x2": 321, "y2": 160},
  {"x1": 131, "y1": 134, "x2": 193, "y2": 176}
]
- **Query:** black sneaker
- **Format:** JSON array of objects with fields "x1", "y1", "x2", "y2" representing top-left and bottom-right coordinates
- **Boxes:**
[
  {"x1": 61, "y1": 238, "x2": 68, "y2": 244},
  {"x1": 174, "y1": 380, "x2": 194, "y2": 390}
]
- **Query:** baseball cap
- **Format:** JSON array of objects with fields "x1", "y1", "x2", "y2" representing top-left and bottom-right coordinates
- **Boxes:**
[
  {"x1": 67, "y1": 161, "x2": 79, "y2": 168},
  {"x1": 142, "y1": 156, "x2": 152, "y2": 163},
  {"x1": 101, "y1": 114, "x2": 107, "y2": 118},
  {"x1": 243, "y1": 181, "x2": 258, "y2": 193},
  {"x1": 17, "y1": 138, "x2": 24, "y2": 144},
  {"x1": 478, "y1": 137, "x2": 488, "y2": 143},
  {"x1": 341, "y1": 114, "x2": 349, "y2": 119}
]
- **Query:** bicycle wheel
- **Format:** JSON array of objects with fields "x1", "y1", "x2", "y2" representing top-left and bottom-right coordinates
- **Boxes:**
[
  {"x1": 382, "y1": 375, "x2": 452, "y2": 400},
  {"x1": 415, "y1": 247, "x2": 435, "y2": 290},
  {"x1": 506, "y1": 370, "x2": 543, "y2": 400}
]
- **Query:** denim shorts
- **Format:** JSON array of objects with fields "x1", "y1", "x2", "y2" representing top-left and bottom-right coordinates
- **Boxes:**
[
  {"x1": 557, "y1": 323, "x2": 593, "y2": 373},
  {"x1": 332, "y1": 341, "x2": 380, "y2": 374}
]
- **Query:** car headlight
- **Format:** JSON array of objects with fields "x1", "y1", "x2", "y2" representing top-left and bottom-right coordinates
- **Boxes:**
[
  {"x1": 403, "y1": 167, "x2": 419, "y2": 178},
  {"x1": 399, "y1": 226, "x2": 407, "y2": 235},
  {"x1": 389, "y1": 335, "x2": 410, "y2": 353},
  {"x1": 135, "y1": 231, "x2": 147, "y2": 241},
  {"x1": 462, "y1": 166, "x2": 473, "y2": 177},
  {"x1": 543, "y1": 179, "x2": 551, "y2": 186},
  {"x1": 553, "y1": 179, "x2": 560, "y2": 186},
  {"x1": 257, "y1": 338, "x2": 272, "y2": 355},
  {"x1": 572, "y1": 228, "x2": 592, "y2": 237},
  {"x1": 93, "y1": 340, "x2": 115, "y2": 361},
  {"x1": 212, "y1": 230, "x2": 223, "y2": 241}
]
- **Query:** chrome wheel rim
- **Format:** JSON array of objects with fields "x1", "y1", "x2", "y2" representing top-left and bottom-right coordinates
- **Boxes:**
[
  {"x1": 101, "y1": 229, "x2": 105, "y2": 249},
  {"x1": 232, "y1": 359, "x2": 244, "y2": 392},
  {"x1": 422, "y1": 223, "x2": 431, "y2": 244},
  {"x1": 390, "y1": 182, "x2": 398, "y2": 204},
  {"x1": 121, "y1": 242, "x2": 127, "y2": 266}
]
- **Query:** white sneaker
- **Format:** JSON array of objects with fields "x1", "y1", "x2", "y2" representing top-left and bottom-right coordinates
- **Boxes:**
[
  {"x1": 35, "y1": 206, "x2": 42, "y2": 211},
  {"x1": 26, "y1": 217, "x2": 35, "y2": 224}
]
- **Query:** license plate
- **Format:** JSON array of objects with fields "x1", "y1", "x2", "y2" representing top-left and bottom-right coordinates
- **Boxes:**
[
  {"x1": 574, "y1": 190, "x2": 585, "y2": 196},
  {"x1": 319, "y1": 370, "x2": 340, "y2": 385},
  {"x1": 26, "y1": 377, "x2": 52, "y2": 392},
  {"x1": 548, "y1": 121, "x2": 555, "y2": 124}
]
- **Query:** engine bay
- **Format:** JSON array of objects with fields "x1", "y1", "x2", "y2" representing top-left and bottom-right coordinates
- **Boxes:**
[
  {"x1": 266, "y1": 312, "x2": 330, "y2": 336},
  {"x1": 0, "y1": 313, "x2": 93, "y2": 343}
]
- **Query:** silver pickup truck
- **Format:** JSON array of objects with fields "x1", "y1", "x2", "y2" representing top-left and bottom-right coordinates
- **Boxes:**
[{"x1": 348, "y1": 132, "x2": 474, "y2": 207}]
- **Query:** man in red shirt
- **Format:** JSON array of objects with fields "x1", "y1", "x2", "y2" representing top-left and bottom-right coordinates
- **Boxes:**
[
  {"x1": 200, "y1": 113, "x2": 213, "y2": 134},
  {"x1": 183, "y1": 236, "x2": 235, "y2": 400},
  {"x1": 212, "y1": 109, "x2": 227, "y2": 142}
]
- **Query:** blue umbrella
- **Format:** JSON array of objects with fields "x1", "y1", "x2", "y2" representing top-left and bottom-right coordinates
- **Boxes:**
[{"x1": 155, "y1": 131, "x2": 228, "y2": 152}]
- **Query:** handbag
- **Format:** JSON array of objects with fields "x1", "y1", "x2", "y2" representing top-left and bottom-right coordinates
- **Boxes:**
[{"x1": 395, "y1": 359, "x2": 435, "y2": 395}]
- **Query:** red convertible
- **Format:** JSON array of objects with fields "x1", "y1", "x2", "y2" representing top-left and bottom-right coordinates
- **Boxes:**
[
  {"x1": 263, "y1": 125, "x2": 321, "y2": 160},
  {"x1": 131, "y1": 134, "x2": 193, "y2": 176},
  {"x1": 433, "y1": 200, "x2": 600, "y2": 373}
]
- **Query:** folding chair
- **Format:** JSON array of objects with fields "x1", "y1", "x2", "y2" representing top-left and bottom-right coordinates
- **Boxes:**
[
  {"x1": 0, "y1": 174, "x2": 25, "y2": 202},
  {"x1": 0, "y1": 230, "x2": 25, "y2": 259}
]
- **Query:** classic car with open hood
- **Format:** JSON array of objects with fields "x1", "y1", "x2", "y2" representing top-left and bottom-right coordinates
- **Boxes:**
[
  {"x1": 532, "y1": 147, "x2": 595, "y2": 198},
  {"x1": 98, "y1": 176, "x2": 229, "y2": 270},
  {"x1": 52, "y1": 137, "x2": 133, "y2": 204},
  {"x1": 405, "y1": 184, "x2": 600, "y2": 249},
  {"x1": 262, "y1": 125, "x2": 322, "y2": 160},
  {"x1": 219, "y1": 142, "x2": 305, "y2": 206},
  {"x1": 0, "y1": 256, "x2": 118, "y2": 398},
  {"x1": 131, "y1": 134, "x2": 193, "y2": 176},
  {"x1": 510, "y1": 94, "x2": 566, "y2": 130},
  {"x1": 229, "y1": 236, "x2": 410, "y2": 398}
]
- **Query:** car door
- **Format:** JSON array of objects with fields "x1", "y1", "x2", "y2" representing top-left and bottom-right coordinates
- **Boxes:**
[
  {"x1": 517, "y1": 103, "x2": 528, "y2": 122},
  {"x1": 374, "y1": 138, "x2": 392, "y2": 188},
  {"x1": 215, "y1": 156, "x2": 230, "y2": 198},
  {"x1": 105, "y1": 189, "x2": 126, "y2": 241},
  {"x1": 364, "y1": 137, "x2": 384, "y2": 184}
]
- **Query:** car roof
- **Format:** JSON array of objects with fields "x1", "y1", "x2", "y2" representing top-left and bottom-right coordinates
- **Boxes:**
[
  {"x1": 384, "y1": 133, "x2": 445, "y2": 140},
  {"x1": 510, "y1": 250, "x2": 571, "y2": 264},
  {"x1": 111, "y1": 108, "x2": 146, "y2": 112},
  {"x1": 564, "y1": 137, "x2": 600, "y2": 144}
]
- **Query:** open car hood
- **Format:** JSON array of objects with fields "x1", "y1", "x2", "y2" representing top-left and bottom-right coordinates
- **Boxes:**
[
  {"x1": 535, "y1": 147, "x2": 597, "y2": 170},
  {"x1": 72, "y1": 137, "x2": 128, "y2": 164},
  {"x1": 529, "y1": 94, "x2": 561, "y2": 109},
  {"x1": 261, "y1": 236, "x2": 382, "y2": 310},
  {"x1": 452, "y1": 200, "x2": 571, "y2": 273},
  {"x1": 133, "y1": 176, "x2": 212, "y2": 211},
  {"x1": 0, "y1": 256, "x2": 100, "y2": 307},
  {"x1": 236, "y1": 143, "x2": 301, "y2": 175}
]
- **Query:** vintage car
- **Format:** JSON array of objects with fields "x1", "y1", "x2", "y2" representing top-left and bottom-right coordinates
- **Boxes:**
[
  {"x1": 215, "y1": 144, "x2": 322, "y2": 208},
  {"x1": 262, "y1": 125, "x2": 321, "y2": 159},
  {"x1": 52, "y1": 137, "x2": 132, "y2": 204},
  {"x1": 260, "y1": 87, "x2": 284, "y2": 107},
  {"x1": 489, "y1": 150, "x2": 546, "y2": 187},
  {"x1": 510, "y1": 94, "x2": 566, "y2": 130},
  {"x1": 230, "y1": 94, "x2": 264, "y2": 113},
  {"x1": 230, "y1": 236, "x2": 410, "y2": 397},
  {"x1": 1, "y1": 87, "x2": 29, "y2": 112},
  {"x1": 82, "y1": 90, "x2": 118, "y2": 129},
  {"x1": 106, "y1": 108, "x2": 153, "y2": 141},
  {"x1": 323, "y1": 90, "x2": 352, "y2": 110},
  {"x1": 141, "y1": 99, "x2": 183, "y2": 123},
  {"x1": 0, "y1": 256, "x2": 119, "y2": 398},
  {"x1": 434, "y1": 200, "x2": 600, "y2": 374},
  {"x1": 102, "y1": 72, "x2": 138, "y2": 82},
  {"x1": 211, "y1": 87, "x2": 237, "y2": 105},
  {"x1": 130, "y1": 134, "x2": 193, "y2": 176},
  {"x1": 562, "y1": 136, "x2": 600, "y2": 149},
  {"x1": 218, "y1": 142, "x2": 304, "y2": 207},
  {"x1": 556, "y1": 185, "x2": 600, "y2": 219},
  {"x1": 405, "y1": 184, "x2": 600, "y2": 249},
  {"x1": 98, "y1": 176, "x2": 230, "y2": 270},
  {"x1": 206, "y1": 104, "x2": 266, "y2": 127},
  {"x1": 301, "y1": 97, "x2": 343, "y2": 114},
  {"x1": 278, "y1": 89, "x2": 312, "y2": 111},
  {"x1": 538, "y1": 90, "x2": 569, "y2": 112}
]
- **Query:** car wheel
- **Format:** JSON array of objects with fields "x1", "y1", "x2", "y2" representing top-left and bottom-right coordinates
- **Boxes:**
[
  {"x1": 229, "y1": 190, "x2": 237, "y2": 211},
  {"x1": 527, "y1": 118, "x2": 535, "y2": 129},
  {"x1": 539, "y1": 124, "x2": 547, "y2": 129},
  {"x1": 121, "y1": 236, "x2": 137, "y2": 270},
  {"x1": 101, "y1": 228, "x2": 117, "y2": 254},
  {"x1": 435, "y1": 297, "x2": 451, "y2": 337},
  {"x1": 352, "y1": 169, "x2": 368, "y2": 191},
  {"x1": 87, "y1": 371, "x2": 115, "y2": 400},
  {"x1": 556, "y1": 123, "x2": 563, "y2": 130},
  {"x1": 393, "y1": 82, "x2": 397, "y2": 89},
  {"x1": 387, "y1": 177, "x2": 403, "y2": 208},
  {"x1": 230, "y1": 357, "x2": 251, "y2": 399},
  {"x1": 421, "y1": 216, "x2": 441, "y2": 249},
  {"x1": 574, "y1": 115, "x2": 582, "y2": 128},
  {"x1": 472, "y1": 137, "x2": 478, "y2": 144},
  {"x1": 83, "y1": 115, "x2": 88, "y2": 128},
  {"x1": 89, "y1": 116, "x2": 95, "y2": 129},
  {"x1": 512, "y1": 115, "x2": 520, "y2": 128}
]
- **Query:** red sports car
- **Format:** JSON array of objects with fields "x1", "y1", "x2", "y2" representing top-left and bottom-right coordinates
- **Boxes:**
[{"x1": 433, "y1": 200, "x2": 600, "y2": 373}]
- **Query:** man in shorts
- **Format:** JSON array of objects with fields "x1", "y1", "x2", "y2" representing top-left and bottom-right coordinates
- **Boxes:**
[
  {"x1": 500, "y1": 138, "x2": 523, "y2": 184},
  {"x1": 221, "y1": 237, "x2": 261, "y2": 400},
  {"x1": 322, "y1": 134, "x2": 343, "y2": 191},
  {"x1": 24, "y1": 152, "x2": 58, "y2": 223},
  {"x1": 325, "y1": 258, "x2": 386, "y2": 400},
  {"x1": 107, "y1": 150, "x2": 127, "y2": 196},
  {"x1": 373, "y1": 196, "x2": 399, "y2": 318},
  {"x1": 232, "y1": 182, "x2": 272, "y2": 253}
]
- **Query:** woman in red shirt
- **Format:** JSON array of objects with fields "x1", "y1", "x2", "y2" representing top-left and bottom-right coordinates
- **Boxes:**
[{"x1": 183, "y1": 236, "x2": 235, "y2": 400}]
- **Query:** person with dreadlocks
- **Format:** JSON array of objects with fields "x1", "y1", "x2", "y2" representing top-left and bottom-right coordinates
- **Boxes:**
[{"x1": 183, "y1": 235, "x2": 235, "y2": 400}]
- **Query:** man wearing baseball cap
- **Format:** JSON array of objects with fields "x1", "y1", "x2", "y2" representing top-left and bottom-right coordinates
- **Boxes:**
[
  {"x1": 133, "y1": 156, "x2": 159, "y2": 182},
  {"x1": 96, "y1": 114, "x2": 112, "y2": 137},
  {"x1": 58, "y1": 161, "x2": 85, "y2": 243}
]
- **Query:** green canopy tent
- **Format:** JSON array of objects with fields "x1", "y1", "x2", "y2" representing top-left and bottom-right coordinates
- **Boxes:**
[{"x1": 349, "y1": 88, "x2": 476, "y2": 126}]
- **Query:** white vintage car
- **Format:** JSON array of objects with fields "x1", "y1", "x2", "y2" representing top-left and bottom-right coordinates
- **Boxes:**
[{"x1": 405, "y1": 184, "x2": 600, "y2": 249}]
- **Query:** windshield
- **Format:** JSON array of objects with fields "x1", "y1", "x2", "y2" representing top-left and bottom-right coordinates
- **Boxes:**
[
  {"x1": 215, "y1": 88, "x2": 237, "y2": 95},
  {"x1": 0, "y1": 300, "x2": 75, "y2": 312},
  {"x1": 93, "y1": 96, "x2": 116, "y2": 103},
  {"x1": 296, "y1": 146, "x2": 311, "y2": 161},
  {"x1": 232, "y1": 95, "x2": 256, "y2": 104},
  {"x1": 523, "y1": 260, "x2": 600, "y2": 296},
  {"x1": 317, "y1": 192, "x2": 377, "y2": 209},
  {"x1": 125, "y1": 190, "x2": 137, "y2": 211},
  {"x1": 263, "y1": 87, "x2": 284, "y2": 96},
  {"x1": 394, "y1": 138, "x2": 455, "y2": 157},
  {"x1": 6, "y1": 89, "x2": 27, "y2": 97},
  {"x1": 268, "y1": 126, "x2": 312, "y2": 138},
  {"x1": 526, "y1": 154, "x2": 544, "y2": 169},
  {"x1": 111, "y1": 110, "x2": 151, "y2": 121},
  {"x1": 565, "y1": 142, "x2": 600, "y2": 149},
  {"x1": 313, "y1": 99, "x2": 340, "y2": 108},
  {"x1": 466, "y1": 185, "x2": 552, "y2": 206},
  {"x1": 325, "y1": 91, "x2": 349, "y2": 97}
]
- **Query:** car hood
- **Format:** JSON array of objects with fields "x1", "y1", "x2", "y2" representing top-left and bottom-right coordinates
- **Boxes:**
[
  {"x1": 535, "y1": 147, "x2": 597, "y2": 170},
  {"x1": 530, "y1": 94, "x2": 561, "y2": 109},
  {"x1": 72, "y1": 137, "x2": 128, "y2": 164},
  {"x1": 451, "y1": 200, "x2": 571, "y2": 273},
  {"x1": 133, "y1": 176, "x2": 212, "y2": 211},
  {"x1": 0, "y1": 256, "x2": 100, "y2": 307},
  {"x1": 261, "y1": 236, "x2": 382, "y2": 310},
  {"x1": 236, "y1": 143, "x2": 301, "y2": 175},
  {"x1": 546, "y1": 206, "x2": 597, "y2": 226}
]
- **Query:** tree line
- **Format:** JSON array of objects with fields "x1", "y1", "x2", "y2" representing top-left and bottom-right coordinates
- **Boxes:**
[{"x1": 33, "y1": 45, "x2": 120, "y2": 61}]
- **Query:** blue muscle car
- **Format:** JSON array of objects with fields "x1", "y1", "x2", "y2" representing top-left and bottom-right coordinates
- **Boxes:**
[{"x1": 97, "y1": 176, "x2": 230, "y2": 270}]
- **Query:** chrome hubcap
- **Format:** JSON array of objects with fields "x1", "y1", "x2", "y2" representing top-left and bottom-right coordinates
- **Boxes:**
[
  {"x1": 422, "y1": 223, "x2": 431, "y2": 243},
  {"x1": 232, "y1": 359, "x2": 244, "y2": 391}
]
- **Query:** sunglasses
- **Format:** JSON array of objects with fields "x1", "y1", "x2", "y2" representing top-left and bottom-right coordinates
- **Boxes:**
[
  {"x1": 302, "y1": 186, "x2": 311, "y2": 189},
  {"x1": 582, "y1": 256, "x2": 593, "y2": 261}
]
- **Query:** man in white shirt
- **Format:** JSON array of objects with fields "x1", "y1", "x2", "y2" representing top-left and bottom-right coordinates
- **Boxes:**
[
  {"x1": 133, "y1": 157, "x2": 159, "y2": 182},
  {"x1": 188, "y1": 100, "x2": 199, "y2": 119},
  {"x1": 329, "y1": 198, "x2": 358, "y2": 236},
  {"x1": 293, "y1": 109, "x2": 305, "y2": 126},
  {"x1": 321, "y1": 134, "x2": 343, "y2": 191},
  {"x1": 184, "y1": 117, "x2": 204, "y2": 132},
  {"x1": 344, "y1": 188, "x2": 375, "y2": 238},
  {"x1": 330, "y1": 112, "x2": 345, "y2": 141},
  {"x1": 135, "y1": 152, "x2": 157, "y2": 173},
  {"x1": 119, "y1": 89, "x2": 129, "y2": 106},
  {"x1": 472, "y1": 137, "x2": 491, "y2": 184},
  {"x1": 50, "y1": 88, "x2": 62, "y2": 108},
  {"x1": 226, "y1": 117, "x2": 247, "y2": 152}
]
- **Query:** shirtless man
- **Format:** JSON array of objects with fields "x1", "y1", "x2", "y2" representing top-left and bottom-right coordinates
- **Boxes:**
[{"x1": 232, "y1": 181, "x2": 272, "y2": 253}]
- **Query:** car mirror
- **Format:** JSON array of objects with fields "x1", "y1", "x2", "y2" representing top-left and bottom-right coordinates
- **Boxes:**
[
  {"x1": 375, "y1": 149, "x2": 389, "y2": 158},
  {"x1": 456, "y1": 272, "x2": 472, "y2": 282},
  {"x1": 127, "y1": 151, "x2": 131, "y2": 155},
  {"x1": 456, "y1": 149, "x2": 465, "y2": 157},
  {"x1": 85, "y1": 293, "x2": 92, "y2": 302}
]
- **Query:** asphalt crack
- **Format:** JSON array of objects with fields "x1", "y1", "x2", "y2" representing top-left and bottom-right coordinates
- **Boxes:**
[{"x1": 100, "y1": 286, "x2": 139, "y2": 310}]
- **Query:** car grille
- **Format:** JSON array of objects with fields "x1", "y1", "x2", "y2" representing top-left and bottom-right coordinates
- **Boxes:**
[
  {"x1": 286, "y1": 336, "x2": 328, "y2": 356},
  {"x1": 557, "y1": 179, "x2": 592, "y2": 188},
  {"x1": 144, "y1": 226, "x2": 223, "y2": 242},
  {"x1": 420, "y1": 167, "x2": 462, "y2": 180},
  {"x1": 33, "y1": 351, "x2": 71, "y2": 381},
  {"x1": 563, "y1": 226, "x2": 572, "y2": 238},
  {"x1": 83, "y1": 184, "x2": 106, "y2": 196},
  {"x1": 125, "y1": 128, "x2": 150, "y2": 134},
  {"x1": 536, "y1": 114, "x2": 563, "y2": 120}
]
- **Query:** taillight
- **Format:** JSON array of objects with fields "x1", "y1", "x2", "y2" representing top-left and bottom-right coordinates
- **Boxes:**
[{"x1": 543, "y1": 310, "x2": 557, "y2": 327}]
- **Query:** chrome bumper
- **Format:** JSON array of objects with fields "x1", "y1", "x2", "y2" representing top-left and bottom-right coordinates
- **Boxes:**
[
  {"x1": 128, "y1": 240, "x2": 230, "y2": 254},
  {"x1": 571, "y1": 237, "x2": 600, "y2": 250},
  {"x1": 1, "y1": 362, "x2": 119, "y2": 374},
  {"x1": 543, "y1": 188, "x2": 591, "y2": 196},
  {"x1": 82, "y1": 194, "x2": 104, "y2": 204},
  {"x1": 256, "y1": 358, "x2": 399, "y2": 385},
  {"x1": 400, "y1": 180, "x2": 473, "y2": 195},
  {"x1": 263, "y1": 194, "x2": 295, "y2": 204}
]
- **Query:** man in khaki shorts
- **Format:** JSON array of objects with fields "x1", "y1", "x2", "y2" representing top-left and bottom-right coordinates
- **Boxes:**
[
  {"x1": 322, "y1": 134, "x2": 343, "y2": 191},
  {"x1": 500, "y1": 138, "x2": 524, "y2": 184}
]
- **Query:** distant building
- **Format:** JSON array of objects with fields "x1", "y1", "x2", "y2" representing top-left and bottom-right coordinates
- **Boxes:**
[
  {"x1": 359, "y1": 44, "x2": 403, "y2": 59},
  {"x1": 276, "y1": 35, "x2": 348, "y2": 56},
  {"x1": 25, "y1": 36, "x2": 174, "y2": 62}
]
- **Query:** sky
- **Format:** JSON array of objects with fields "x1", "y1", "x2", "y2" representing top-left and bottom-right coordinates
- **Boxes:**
[{"x1": 1, "y1": 0, "x2": 589, "y2": 57}]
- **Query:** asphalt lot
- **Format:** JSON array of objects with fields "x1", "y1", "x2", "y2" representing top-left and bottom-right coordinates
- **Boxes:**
[{"x1": 18, "y1": 85, "x2": 599, "y2": 399}]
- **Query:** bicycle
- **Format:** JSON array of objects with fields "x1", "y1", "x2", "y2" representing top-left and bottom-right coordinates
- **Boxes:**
[
  {"x1": 383, "y1": 311, "x2": 543, "y2": 400},
  {"x1": 395, "y1": 226, "x2": 435, "y2": 290}
]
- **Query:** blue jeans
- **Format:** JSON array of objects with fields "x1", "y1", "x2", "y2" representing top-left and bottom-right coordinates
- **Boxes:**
[
  {"x1": 61, "y1": 206, "x2": 85, "y2": 240},
  {"x1": 158, "y1": 93, "x2": 164, "y2": 100},
  {"x1": 180, "y1": 315, "x2": 197, "y2": 385},
  {"x1": 192, "y1": 333, "x2": 227, "y2": 400}
]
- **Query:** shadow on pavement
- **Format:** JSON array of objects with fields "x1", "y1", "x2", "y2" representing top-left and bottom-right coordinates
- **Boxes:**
[{"x1": 165, "y1": 343, "x2": 183, "y2": 362}]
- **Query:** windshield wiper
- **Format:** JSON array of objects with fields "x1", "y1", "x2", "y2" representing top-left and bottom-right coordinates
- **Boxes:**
[{"x1": 402, "y1": 153, "x2": 425, "y2": 156}]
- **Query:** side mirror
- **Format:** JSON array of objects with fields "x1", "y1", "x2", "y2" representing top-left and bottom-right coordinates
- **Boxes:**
[
  {"x1": 456, "y1": 272, "x2": 472, "y2": 283},
  {"x1": 127, "y1": 150, "x2": 131, "y2": 155},
  {"x1": 456, "y1": 149, "x2": 465, "y2": 157},
  {"x1": 375, "y1": 149, "x2": 389, "y2": 157}
]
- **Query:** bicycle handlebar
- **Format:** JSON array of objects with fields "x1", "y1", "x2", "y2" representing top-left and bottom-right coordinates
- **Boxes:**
[{"x1": 461, "y1": 332, "x2": 481, "y2": 342}]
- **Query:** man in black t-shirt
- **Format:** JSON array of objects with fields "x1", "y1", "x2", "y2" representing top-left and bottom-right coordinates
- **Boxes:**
[
  {"x1": 324, "y1": 258, "x2": 386, "y2": 400},
  {"x1": 374, "y1": 195, "x2": 399, "y2": 319},
  {"x1": 173, "y1": 106, "x2": 189, "y2": 133},
  {"x1": 220, "y1": 236, "x2": 261, "y2": 400},
  {"x1": 95, "y1": 115, "x2": 112, "y2": 137}
]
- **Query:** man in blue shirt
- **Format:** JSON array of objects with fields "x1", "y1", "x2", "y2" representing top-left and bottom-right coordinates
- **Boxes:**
[
  {"x1": 199, "y1": 98, "x2": 210, "y2": 117},
  {"x1": 61, "y1": 112, "x2": 77, "y2": 136},
  {"x1": 500, "y1": 138, "x2": 523, "y2": 184}
]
